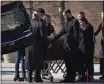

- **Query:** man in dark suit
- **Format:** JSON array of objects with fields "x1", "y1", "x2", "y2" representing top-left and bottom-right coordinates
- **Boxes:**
[{"x1": 50, "y1": 9, "x2": 80, "y2": 83}]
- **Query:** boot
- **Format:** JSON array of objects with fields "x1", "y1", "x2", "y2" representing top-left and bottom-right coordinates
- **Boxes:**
[
  {"x1": 14, "y1": 76, "x2": 24, "y2": 81},
  {"x1": 14, "y1": 72, "x2": 24, "y2": 81}
]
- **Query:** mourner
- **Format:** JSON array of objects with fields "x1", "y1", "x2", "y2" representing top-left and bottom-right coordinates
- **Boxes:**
[
  {"x1": 14, "y1": 47, "x2": 27, "y2": 81},
  {"x1": 50, "y1": 9, "x2": 80, "y2": 83},
  {"x1": 79, "y1": 17, "x2": 94, "y2": 81},
  {"x1": 43, "y1": 14, "x2": 56, "y2": 75},
  {"x1": 78, "y1": 11, "x2": 94, "y2": 81},
  {"x1": 43, "y1": 14, "x2": 56, "y2": 36},
  {"x1": 78, "y1": 11, "x2": 86, "y2": 20},
  {"x1": 77, "y1": 11, "x2": 86, "y2": 81},
  {"x1": 94, "y1": 11, "x2": 104, "y2": 79},
  {"x1": 26, "y1": 9, "x2": 48, "y2": 83}
]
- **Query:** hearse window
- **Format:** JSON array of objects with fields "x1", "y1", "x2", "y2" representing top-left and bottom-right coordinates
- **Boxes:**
[
  {"x1": 1, "y1": 11, "x2": 18, "y2": 31},
  {"x1": 1, "y1": 1, "x2": 30, "y2": 32}
]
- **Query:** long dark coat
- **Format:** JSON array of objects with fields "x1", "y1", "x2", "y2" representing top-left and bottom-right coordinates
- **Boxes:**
[
  {"x1": 79, "y1": 23, "x2": 94, "y2": 75},
  {"x1": 25, "y1": 19, "x2": 48, "y2": 70}
]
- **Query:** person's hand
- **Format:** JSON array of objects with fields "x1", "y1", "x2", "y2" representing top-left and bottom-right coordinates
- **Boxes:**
[
  {"x1": 47, "y1": 36, "x2": 54, "y2": 42},
  {"x1": 48, "y1": 43, "x2": 52, "y2": 48},
  {"x1": 47, "y1": 36, "x2": 53, "y2": 40}
]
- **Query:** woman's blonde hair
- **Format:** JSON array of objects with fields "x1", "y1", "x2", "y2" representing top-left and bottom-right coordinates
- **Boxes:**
[{"x1": 32, "y1": 11, "x2": 38, "y2": 19}]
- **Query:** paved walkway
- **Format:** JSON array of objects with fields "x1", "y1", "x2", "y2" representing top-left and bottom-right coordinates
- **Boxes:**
[{"x1": 1, "y1": 62, "x2": 104, "y2": 84}]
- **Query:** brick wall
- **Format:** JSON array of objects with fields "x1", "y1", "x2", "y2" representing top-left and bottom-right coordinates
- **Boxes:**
[
  {"x1": 1, "y1": 1, "x2": 103, "y2": 57},
  {"x1": 65, "y1": 1, "x2": 103, "y2": 57}
]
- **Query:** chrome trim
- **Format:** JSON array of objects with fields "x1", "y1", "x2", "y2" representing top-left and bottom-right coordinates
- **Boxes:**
[
  {"x1": 1, "y1": 32, "x2": 32, "y2": 44},
  {"x1": 23, "y1": 29, "x2": 30, "y2": 33}
]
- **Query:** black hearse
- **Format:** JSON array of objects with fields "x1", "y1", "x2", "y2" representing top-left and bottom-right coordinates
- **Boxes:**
[{"x1": 1, "y1": 1, "x2": 32, "y2": 54}]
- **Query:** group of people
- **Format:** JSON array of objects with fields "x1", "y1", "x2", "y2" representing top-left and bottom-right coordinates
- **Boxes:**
[{"x1": 13, "y1": 8, "x2": 104, "y2": 83}]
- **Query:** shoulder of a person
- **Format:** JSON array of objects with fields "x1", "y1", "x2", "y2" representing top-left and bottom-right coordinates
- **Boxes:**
[
  {"x1": 88, "y1": 23, "x2": 93, "y2": 28},
  {"x1": 72, "y1": 17, "x2": 79, "y2": 23},
  {"x1": 72, "y1": 18, "x2": 79, "y2": 25}
]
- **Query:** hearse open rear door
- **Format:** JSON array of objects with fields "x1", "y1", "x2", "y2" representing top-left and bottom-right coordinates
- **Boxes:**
[{"x1": 1, "y1": 1, "x2": 32, "y2": 55}]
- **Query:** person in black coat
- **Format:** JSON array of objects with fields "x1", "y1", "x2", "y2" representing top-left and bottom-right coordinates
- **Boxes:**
[
  {"x1": 25, "y1": 9, "x2": 48, "y2": 83},
  {"x1": 50, "y1": 9, "x2": 80, "y2": 83},
  {"x1": 42, "y1": 14, "x2": 56, "y2": 76},
  {"x1": 77, "y1": 11, "x2": 94, "y2": 81},
  {"x1": 79, "y1": 17, "x2": 94, "y2": 81}
]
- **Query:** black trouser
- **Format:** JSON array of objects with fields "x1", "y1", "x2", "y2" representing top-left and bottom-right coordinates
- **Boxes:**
[
  {"x1": 64, "y1": 50, "x2": 77, "y2": 82},
  {"x1": 84, "y1": 44, "x2": 94, "y2": 76},
  {"x1": 85, "y1": 51, "x2": 94, "y2": 76},
  {"x1": 86, "y1": 56, "x2": 94, "y2": 76},
  {"x1": 76, "y1": 49, "x2": 86, "y2": 76},
  {"x1": 100, "y1": 58, "x2": 104, "y2": 75},
  {"x1": 28, "y1": 69, "x2": 41, "y2": 80}
]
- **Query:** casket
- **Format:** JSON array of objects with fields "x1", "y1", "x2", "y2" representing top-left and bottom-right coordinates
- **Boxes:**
[{"x1": 46, "y1": 36, "x2": 65, "y2": 60}]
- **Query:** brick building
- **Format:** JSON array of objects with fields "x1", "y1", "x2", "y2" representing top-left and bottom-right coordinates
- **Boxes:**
[{"x1": 1, "y1": 1, "x2": 103, "y2": 58}]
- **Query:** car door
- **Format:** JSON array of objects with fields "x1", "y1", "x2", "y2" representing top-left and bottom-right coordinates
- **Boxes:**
[{"x1": 1, "y1": 1, "x2": 33, "y2": 54}]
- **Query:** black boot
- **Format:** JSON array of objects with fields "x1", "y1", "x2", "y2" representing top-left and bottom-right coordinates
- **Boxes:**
[
  {"x1": 14, "y1": 72, "x2": 24, "y2": 81},
  {"x1": 14, "y1": 76, "x2": 24, "y2": 81},
  {"x1": 35, "y1": 69, "x2": 43, "y2": 82},
  {"x1": 28, "y1": 70, "x2": 33, "y2": 83}
]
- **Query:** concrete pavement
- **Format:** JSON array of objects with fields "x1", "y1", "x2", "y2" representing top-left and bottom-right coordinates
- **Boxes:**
[{"x1": 1, "y1": 62, "x2": 104, "y2": 84}]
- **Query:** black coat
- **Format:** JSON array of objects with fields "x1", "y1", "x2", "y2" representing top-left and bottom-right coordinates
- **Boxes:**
[
  {"x1": 79, "y1": 23, "x2": 94, "y2": 58},
  {"x1": 25, "y1": 19, "x2": 48, "y2": 70},
  {"x1": 51, "y1": 16, "x2": 79, "y2": 52}
]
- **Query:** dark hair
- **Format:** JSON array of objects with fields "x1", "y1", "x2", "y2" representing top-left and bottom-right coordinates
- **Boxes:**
[
  {"x1": 37, "y1": 8, "x2": 45, "y2": 15},
  {"x1": 65, "y1": 9, "x2": 71, "y2": 14},
  {"x1": 79, "y1": 11, "x2": 85, "y2": 16},
  {"x1": 80, "y1": 17, "x2": 89, "y2": 24},
  {"x1": 44, "y1": 14, "x2": 51, "y2": 18}
]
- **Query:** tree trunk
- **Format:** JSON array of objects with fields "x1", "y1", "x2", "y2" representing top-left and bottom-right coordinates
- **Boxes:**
[{"x1": 58, "y1": 1, "x2": 65, "y2": 30}]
